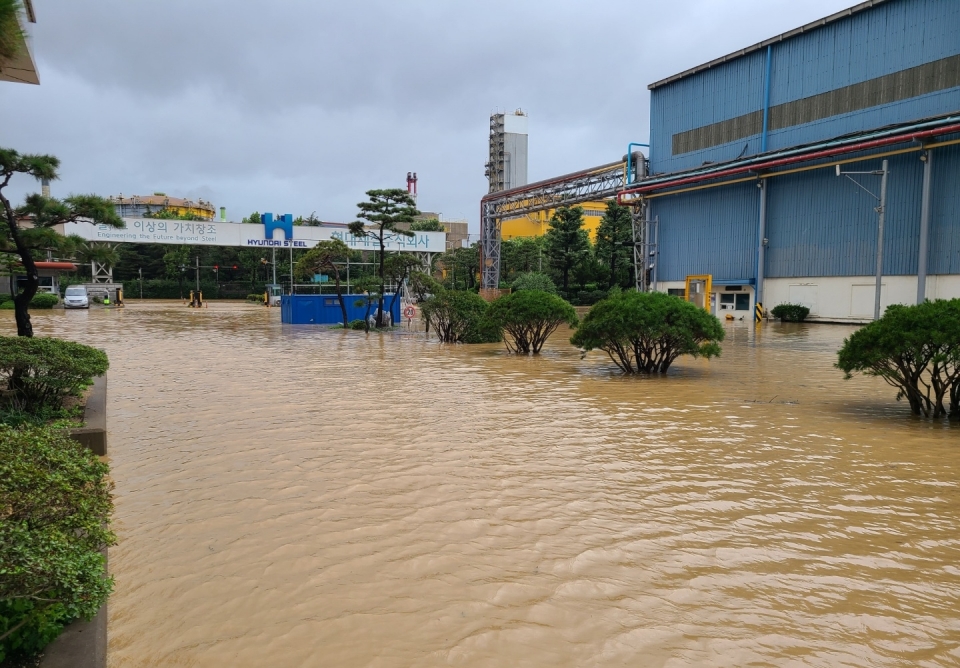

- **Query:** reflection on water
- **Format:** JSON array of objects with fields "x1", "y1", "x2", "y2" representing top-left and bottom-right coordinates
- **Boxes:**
[{"x1": 18, "y1": 302, "x2": 960, "y2": 666}]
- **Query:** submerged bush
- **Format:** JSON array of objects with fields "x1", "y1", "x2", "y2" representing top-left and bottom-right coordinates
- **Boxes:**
[
  {"x1": 348, "y1": 319, "x2": 367, "y2": 331},
  {"x1": 837, "y1": 299, "x2": 960, "y2": 419},
  {"x1": 0, "y1": 337, "x2": 108, "y2": 412},
  {"x1": 571, "y1": 291, "x2": 724, "y2": 374},
  {"x1": 771, "y1": 303, "x2": 810, "y2": 322},
  {"x1": 421, "y1": 291, "x2": 500, "y2": 344},
  {"x1": 487, "y1": 290, "x2": 577, "y2": 355},
  {"x1": 29, "y1": 293, "x2": 59, "y2": 309},
  {"x1": 246, "y1": 293, "x2": 265, "y2": 303},
  {"x1": 0, "y1": 425, "x2": 115, "y2": 663}
]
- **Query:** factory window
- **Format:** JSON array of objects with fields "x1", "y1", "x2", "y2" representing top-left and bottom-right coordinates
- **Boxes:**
[
  {"x1": 736, "y1": 294, "x2": 750, "y2": 310},
  {"x1": 667, "y1": 289, "x2": 685, "y2": 297}
]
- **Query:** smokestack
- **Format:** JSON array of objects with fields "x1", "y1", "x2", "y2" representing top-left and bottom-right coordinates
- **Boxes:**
[
  {"x1": 220, "y1": 207, "x2": 226, "y2": 221},
  {"x1": 41, "y1": 178, "x2": 50, "y2": 198}
]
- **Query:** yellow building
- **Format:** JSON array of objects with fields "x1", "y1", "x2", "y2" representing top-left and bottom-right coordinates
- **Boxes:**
[
  {"x1": 500, "y1": 200, "x2": 611, "y2": 242},
  {"x1": 110, "y1": 194, "x2": 217, "y2": 220}
]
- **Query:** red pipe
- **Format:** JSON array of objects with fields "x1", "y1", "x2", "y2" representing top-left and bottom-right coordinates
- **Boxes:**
[{"x1": 617, "y1": 122, "x2": 960, "y2": 201}]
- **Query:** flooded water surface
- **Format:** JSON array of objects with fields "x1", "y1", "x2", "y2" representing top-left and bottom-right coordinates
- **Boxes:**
[{"x1": 21, "y1": 302, "x2": 960, "y2": 666}]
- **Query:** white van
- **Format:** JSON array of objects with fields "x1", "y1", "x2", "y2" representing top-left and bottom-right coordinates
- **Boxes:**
[{"x1": 63, "y1": 285, "x2": 89, "y2": 309}]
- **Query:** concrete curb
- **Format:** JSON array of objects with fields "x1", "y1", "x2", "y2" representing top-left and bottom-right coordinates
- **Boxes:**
[
  {"x1": 41, "y1": 375, "x2": 109, "y2": 667},
  {"x1": 70, "y1": 375, "x2": 107, "y2": 456}
]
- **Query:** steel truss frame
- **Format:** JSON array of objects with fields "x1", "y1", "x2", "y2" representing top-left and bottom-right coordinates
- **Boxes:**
[{"x1": 480, "y1": 161, "x2": 627, "y2": 289}]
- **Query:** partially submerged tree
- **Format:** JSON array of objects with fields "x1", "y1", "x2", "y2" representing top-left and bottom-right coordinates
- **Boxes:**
[
  {"x1": 384, "y1": 252, "x2": 424, "y2": 316},
  {"x1": 420, "y1": 291, "x2": 499, "y2": 344},
  {"x1": 571, "y1": 291, "x2": 724, "y2": 374},
  {"x1": 487, "y1": 290, "x2": 577, "y2": 355},
  {"x1": 837, "y1": 299, "x2": 960, "y2": 419},
  {"x1": 351, "y1": 275, "x2": 381, "y2": 333},
  {"x1": 544, "y1": 205, "x2": 590, "y2": 294},
  {"x1": 296, "y1": 238, "x2": 351, "y2": 325},
  {"x1": 348, "y1": 189, "x2": 418, "y2": 327},
  {"x1": 0, "y1": 149, "x2": 123, "y2": 336}
]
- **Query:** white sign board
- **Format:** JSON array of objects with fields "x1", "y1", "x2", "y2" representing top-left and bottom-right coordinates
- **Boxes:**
[{"x1": 62, "y1": 219, "x2": 446, "y2": 253}]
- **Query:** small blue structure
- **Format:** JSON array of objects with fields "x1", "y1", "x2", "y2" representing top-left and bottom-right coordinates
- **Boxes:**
[{"x1": 281, "y1": 293, "x2": 401, "y2": 325}]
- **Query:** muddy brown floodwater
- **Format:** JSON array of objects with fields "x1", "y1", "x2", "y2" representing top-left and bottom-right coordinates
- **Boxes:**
[{"x1": 15, "y1": 301, "x2": 960, "y2": 666}]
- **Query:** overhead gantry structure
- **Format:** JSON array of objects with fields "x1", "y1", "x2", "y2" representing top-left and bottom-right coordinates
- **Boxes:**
[{"x1": 479, "y1": 153, "x2": 653, "y2": 293}]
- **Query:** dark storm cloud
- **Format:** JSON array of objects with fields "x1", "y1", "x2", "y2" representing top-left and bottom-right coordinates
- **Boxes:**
[{"x1": 3, "y1": 0, "x2": 854, "y2": 229}]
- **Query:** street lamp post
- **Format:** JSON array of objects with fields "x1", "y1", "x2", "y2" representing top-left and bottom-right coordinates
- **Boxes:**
[{"x1": 836, "y1": 159, "x2": 889, "y2": 321}]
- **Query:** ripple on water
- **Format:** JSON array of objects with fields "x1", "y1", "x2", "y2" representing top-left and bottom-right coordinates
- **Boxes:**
[{"x1": 16, "y1": 302, "x2": 960, "y2": 667}]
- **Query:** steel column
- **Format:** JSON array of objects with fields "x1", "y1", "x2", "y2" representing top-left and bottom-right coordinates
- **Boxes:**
[
  {"x1": 873, "y1": 159, "x2": 889, "y2": 321},
  {"x1": 917, "y1": 150, "x2": 932, "y2": 304},
  {"x1": 756, "y1": 179, "x2": 768, "y2": 317}
]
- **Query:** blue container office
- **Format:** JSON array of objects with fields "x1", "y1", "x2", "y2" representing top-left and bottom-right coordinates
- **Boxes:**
[{"x1": 281, "y1": 293, "x2": 402, "y2": 325}]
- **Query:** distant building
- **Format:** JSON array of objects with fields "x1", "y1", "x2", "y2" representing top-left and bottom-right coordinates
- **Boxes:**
[
  {"x1": 110, "y1": 194, "x2": 216, "y2": 220},
  {"x1": 485, "y1": 111, "x2": 528, "y2": 193},
  {"x1": 398, "y1": 212, "x2": 467, "y2": 251}
]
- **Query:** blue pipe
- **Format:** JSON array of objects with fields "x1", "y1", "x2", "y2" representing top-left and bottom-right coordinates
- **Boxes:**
[
  {"x1": 626, "y1": 143, "x2": 650, "y2": 184},
  {"x1": 761, "y1": 45, "x2": 772, "y2": 153}
]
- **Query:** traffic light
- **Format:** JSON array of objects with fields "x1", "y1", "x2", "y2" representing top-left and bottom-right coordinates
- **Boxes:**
[{"x1": 232, "y1": 264, "x2": 238, "y2": 269}]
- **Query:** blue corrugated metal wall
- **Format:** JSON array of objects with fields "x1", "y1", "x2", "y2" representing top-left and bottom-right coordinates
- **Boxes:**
[
  {"x1": 650, "y1": 182, "x2": 758, "y2": 283},
  {"x1": 765, "y1": 151, "x2": 924, "y2": 278},
  {"x1": 650, "y1": 0, "x2": 960, "y2": 174},
  {"x1": 928, "y1": 141, "x2": 960, "y2": 275}
]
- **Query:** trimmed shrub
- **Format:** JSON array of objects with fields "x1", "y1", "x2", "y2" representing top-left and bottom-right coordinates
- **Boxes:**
[
  {"x1": 421, "y1": 291, "x2": 501, "y2": 344},
  {"x1": 487, "y1": 290, "x2": 577, "y2": 354},
  {"x1": 571, "y1": 291, "x2": 724, "y2": 374},
  {"x1": 349, "y1": 319, "x2": 367, "y2": 331},
  {"x1": 0, "y1": 425, "x2": 115, "y2": 664},
  {"x1": 0, "y1": 337, "x2": 109, "y2": 412},
  {"x1": 770, "y1": 303, "x2": 810, "y2": 322},
  {"x1": 29, "y1": 293, "x2": 59, "y2": 309},
  {"x1": 837, "y1": 299, "x2": 960, "y2": 418},
  {"x1": 510, "y1": 272, "x2": 557, "y2": 295},
  {"x1": 246, "y1": 293, "x2": 265, "y2": 303}
]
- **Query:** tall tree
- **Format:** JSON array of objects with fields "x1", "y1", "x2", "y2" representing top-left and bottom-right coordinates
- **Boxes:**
[
  {"x1": 0, "y1": 149, "x2": 123, "y2": 336},
  {"x1": 544, "y1": 205, "x2": 590, "y2": 293},
  {"x1": 594, "y1": 201, "x2": 634, "y2": 289},
  {"x1": 296, "y1": 239, "x2": 351, "y2": 326},
  {"x1": 162, "y1": 245, "x2": 191, "y2": 299},
  {"x1": 347, "y1": 189, "x2": 418, "y2": 327}
]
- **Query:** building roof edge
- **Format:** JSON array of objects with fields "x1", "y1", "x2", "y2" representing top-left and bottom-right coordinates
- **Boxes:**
[{"x1": 647, "y1": 0, "x2": 891, "y2": 91}]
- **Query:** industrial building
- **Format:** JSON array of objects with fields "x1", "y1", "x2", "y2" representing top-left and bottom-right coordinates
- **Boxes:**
[
  {"x1": 481, "y1": 0, "x2": 960, "y2": 322},
  {"x1": 109, "y1": 194, "x2": 218, "y2": 220},
  {"x1": 0, "y1": 0, "x2": 38, "y2": 85},
  {"x1": 623, "y1": 0, "x2": 960, "y2": 321}
]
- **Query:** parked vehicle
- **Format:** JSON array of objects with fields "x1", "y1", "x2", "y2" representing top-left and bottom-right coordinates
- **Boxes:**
[{"x1": 63, "y1": 285, "x2": 89, "y2": 309}]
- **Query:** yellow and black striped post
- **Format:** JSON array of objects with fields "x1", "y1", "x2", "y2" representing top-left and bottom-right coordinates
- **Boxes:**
[{"x1": 755, "y1": 301, "x2": 764, "y2": 323}]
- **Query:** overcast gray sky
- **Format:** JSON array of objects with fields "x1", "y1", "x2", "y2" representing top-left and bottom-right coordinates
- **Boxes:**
[{"x1": 3, "y1": 0, "x2": 856, "y2": 231}]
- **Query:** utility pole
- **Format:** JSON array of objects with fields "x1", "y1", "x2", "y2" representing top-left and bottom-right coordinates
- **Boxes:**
[
  {"x1": 272, "y1": 247, "x2": 277, "y2": 286},
  {"x1": 138, "y1": 267, "x2": 143, "y2": 299},
  {"x1": 195, "y1": 255, "x2": 200, "y2": 295},
  {"x1": 836, "y1": 159, "x2": 889, "y2": 320}
]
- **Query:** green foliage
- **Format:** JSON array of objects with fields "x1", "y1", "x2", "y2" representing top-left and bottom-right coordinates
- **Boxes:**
[
  {"x1": 510, "y1": 272, "x2": 557, "y2": 295},
  {"x1": 594, "y1": 201, "x2": 634, "y2": 289},
  {"x1": 0, "y1": 425, "x2": 115, "y2": 663},
  {"x1": 0, "y1": 0, "x2": 23, "y2": 62},
  {"x1": 409, "y1": 219, "x2": 445, "y2": 232},
  {"x1": 487, "y1": 291, "x2": 577, "y2": 354},
  {"x1": 438, "y1": 244, "x2": 480, "y2": 290},
  {"x1": 294, "y1": 239, "x2": 350, "y2": 282},
  {"x1": 246, "y1": 293, "x2": 265, "y2": 303},
  {"x1": 348, "y1": 319, "x2": 367, "y2": 331},
  {"x1": 573, "y1": 289, "x2": 609, "y2": 306},
  {"x1": 241, "y1": 211, "x2": 261, "y2": 224},
  {"x1": 770, "y1": 303, "x2": 810, "y2": 322},
  {"x1": 142, "y1": 209, "x2": 205, "y2": 221},
  {"x1": 421, "y1": 291, "x2": 500, "y2": 344},
  {"x1": 408, "y1": 271, "x2": 443, "y2": 303},
  {"x1": 837, "y1": 299, "x2": 960, "y2": 418},
  {"x1": 0, "y1": 337, "x2": 108, "y2": 412},
  {"x1": 500, "y1": 237, "x2": 546, "y2": 281},
  {"x1": 28, "y1": 293, "x2": 58, "y2": 309},
  {"x1": 571, "y1": 291, "x2": 725, "y2": 374},
  {"x1": 544, "y1": 206, "x2": 591, "y2": 293}
]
